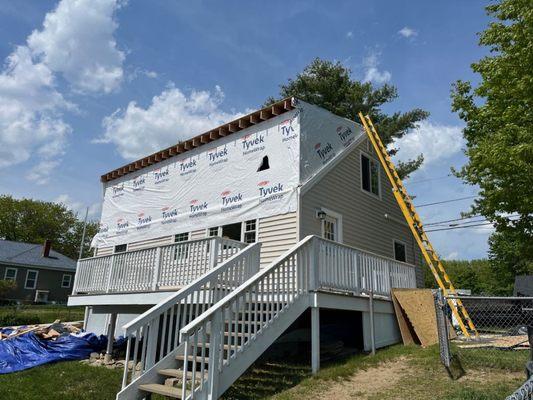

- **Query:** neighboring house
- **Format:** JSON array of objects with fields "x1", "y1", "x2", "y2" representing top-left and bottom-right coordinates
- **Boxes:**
[
  {"x1": 69, "y1": 98, "x2": 423, "y2": 399},
  {"x1": 0, "y1": 239, "x2": 76, "y2": 304},
  {"x1": 514, "y1": 275, "x2": 533, "y2": 296}
]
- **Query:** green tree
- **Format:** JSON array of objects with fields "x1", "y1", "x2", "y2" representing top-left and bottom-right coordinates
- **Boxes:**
[
  {"x1": 0, "y1": 195, "x2": 98, "y2": 260},
  {"x1": 424, "y1": 259, "x2": 505, "y2": 295},
  {"x1": 0, "y1": 280, "x2": 16, "y2": 300},
  {"x1": 266, "y1": 58, "x2": 429, "y2": 178},
  {"x1": 451, "y1": 0, "x2": 533, "y2": 288}
]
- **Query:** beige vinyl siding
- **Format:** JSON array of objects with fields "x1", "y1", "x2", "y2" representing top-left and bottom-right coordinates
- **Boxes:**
[
  {"x1": 126, "y1": 235, "x2": 173, "y2": 251},
  {"x1": 190, "y1": 229, "x2": 206, "y2": 240},
  {"x1": 94, "y1": 246, "x2": 113, "y2": 257},
  {"x1": 300, "y1": 138, "x2": 424, "y2": 286},
  {"x1": 257, "y1": 212, "x2": 298, "y2": 268}
]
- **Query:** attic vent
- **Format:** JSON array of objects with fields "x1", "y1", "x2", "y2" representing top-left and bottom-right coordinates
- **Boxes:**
[{"x1": 257, "y1": 156, "x2": 270, "y2": 172}]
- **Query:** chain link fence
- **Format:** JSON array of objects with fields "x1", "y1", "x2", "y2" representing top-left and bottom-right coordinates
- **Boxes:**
[{"x1": 435, "y1": 292, "x2": 533, "y2": 399}]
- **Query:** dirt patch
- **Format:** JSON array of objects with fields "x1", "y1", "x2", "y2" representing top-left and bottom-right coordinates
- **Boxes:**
[
  {"x1": 311, "y1": 357, "x2": 412, "y2": 400},
  {"x1": 459, "y1": 368, "x2": 523, "y2": 382}
]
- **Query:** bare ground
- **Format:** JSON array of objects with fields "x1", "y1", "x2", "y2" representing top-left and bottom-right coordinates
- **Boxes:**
[{"x1": 302, "y1": 357, "x2": 524, "y2": 400}]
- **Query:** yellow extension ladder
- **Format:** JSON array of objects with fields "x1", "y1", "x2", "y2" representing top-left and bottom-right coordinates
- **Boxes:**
[{"x1": 358, "y1": 113, "x2": 478, "y2": 338}]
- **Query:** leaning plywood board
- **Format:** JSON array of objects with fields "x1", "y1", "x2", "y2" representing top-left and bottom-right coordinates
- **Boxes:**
[{"x1": 392, "y1": 289, "x2": 440, "y2": 348}]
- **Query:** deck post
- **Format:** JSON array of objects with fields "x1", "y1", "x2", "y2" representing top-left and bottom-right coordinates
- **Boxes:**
[
  {"x1": 369, "y1": 289, "x2": 376, "y2": 356},
  {"x1": 104, "y1": 312, "x2": 117, "y2": 363},
  {"x1": 311, "y1": 306, "x2": 320, "y2": 374}
]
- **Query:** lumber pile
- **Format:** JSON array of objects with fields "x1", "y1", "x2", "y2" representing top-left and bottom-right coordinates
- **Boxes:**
[{"x1": 0, "y1": 320, "x2": 83, "y2": 341}]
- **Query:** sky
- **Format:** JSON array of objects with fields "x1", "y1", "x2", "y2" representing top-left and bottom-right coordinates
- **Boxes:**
[{"x1": 0, "y1": 0, "x2": 494, "y2": 260}]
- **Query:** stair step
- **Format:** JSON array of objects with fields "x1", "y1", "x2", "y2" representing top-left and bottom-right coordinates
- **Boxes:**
[
  {"x1": 158, "y1": 369, "x2": 207, "y2": 381},
  {"x1": 139, "y1": 383, "x2": 189, "y2": 399},
  {"x1": 176, "y1": 354, "x2": 209, "y2": 363},
  {"x1": 197, "y1": 343, "x2": 242, "y2": 351}
]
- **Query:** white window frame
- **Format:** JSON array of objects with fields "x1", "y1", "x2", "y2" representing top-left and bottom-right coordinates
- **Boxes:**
[
  {"x1": 241, "y1": 219, "x2": 258, "y2": 243},
  {"x1": 24, "y1": 269, "x2": 39, "y2": 290},
  {"x1": 319, "y1": 208, "x2": 343, "y2": 243},
  {"x1": 61, "y1": 274, "x2": 72, "y2": 288},
  {"x1": 360, "y1": 150, "x2": 381, "y2": 199},
  {"x1": 206, "y1": 226, "x2": 222, "y2": 237},
  {"x1": 174, "y1": 232, "x2": 190, "y2": 242},
  {"x1": 393, "y1": 239, "x2": 407, "y2": 263},
  {"x1": 4, "y1": 267, "x2": 17, "y2": 281}
]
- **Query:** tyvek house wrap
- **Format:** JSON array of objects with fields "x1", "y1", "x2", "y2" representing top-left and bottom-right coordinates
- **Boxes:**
[{"x1": 92, "y1": 99, "x2": 364, "y2": 248}]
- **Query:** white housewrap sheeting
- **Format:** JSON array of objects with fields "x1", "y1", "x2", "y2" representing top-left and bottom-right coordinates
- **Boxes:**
[{"x1": 92, "y1": 100, "x2": 364, "y2": 248}]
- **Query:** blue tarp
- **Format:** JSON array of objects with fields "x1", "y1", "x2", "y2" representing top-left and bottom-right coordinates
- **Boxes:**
[{"x1": 0, "y1": 330, "x2": 108, "y2": 374}]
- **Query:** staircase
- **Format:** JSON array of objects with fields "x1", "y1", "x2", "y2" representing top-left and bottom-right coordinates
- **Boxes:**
[{"x1": 117, "y1": 236, "x2": 417, "y2": 400}]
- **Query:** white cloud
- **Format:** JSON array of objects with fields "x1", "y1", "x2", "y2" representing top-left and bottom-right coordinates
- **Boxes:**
[
  {"x1": 398, "y1": 26, "x2": 418, "y2": 39},
  {"x1": 26, "y1": 160, "x2": 61, "y2": 185},
  {"x1": 54, "y1": 194, "x2": 101, "y2": 219},
  {"x1": 362, "y1": 52, "x2": 391, "y2": 84},
  {"x1": 96, "y1": 84, "x2": 242, "y2": 159},
  {"x1": 0, "y1": 46, "x2": 71, "y2": 175},
  {"x1": 346, "y1": 31, "x2": 353, "y2": 39},
  {"x1": 27, "y1": 0, "x2": 125, "y2": 93},
  {"x1": 0, "y1": 0, "x2": 127, "y2": 184},
  {"x1": 392, "y1": 121, "x2": 465, "y2": 169},
  {"x1": 444, "y1": 251, "x2": 459, "y2": 260}
]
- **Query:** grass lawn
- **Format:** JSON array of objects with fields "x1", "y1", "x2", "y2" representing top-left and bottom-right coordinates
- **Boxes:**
[
  {"x1": 0, "y1": 305, "x2": 85, "y2": 326},
  {"x1": 0, "y1": 344, "x2": 526, "y2": 400}
]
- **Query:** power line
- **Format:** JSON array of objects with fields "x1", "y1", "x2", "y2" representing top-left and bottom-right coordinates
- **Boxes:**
[
  {"x1": 425, "y1": 215, "x2": 483, "y2": 226},
  {"x1": 406, "y1": 174, "x2": 455, "y2": 186},
  {"x1": 425, "y1": 217, "x2": 521, "y2": 232},
  {"x1": 415, "y1": 195, "x2": 478, "y2": 208},
  {"x1": 425, "y1": 213, "x2": 521, "y2": 227},
  {"x1": 425, "y1": 222, "x2": 495, "y2": 232}
]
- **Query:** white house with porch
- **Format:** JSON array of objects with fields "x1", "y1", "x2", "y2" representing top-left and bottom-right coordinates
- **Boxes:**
[{"x1": 69, "y1": 98, "x2": 421, "y2": 399}]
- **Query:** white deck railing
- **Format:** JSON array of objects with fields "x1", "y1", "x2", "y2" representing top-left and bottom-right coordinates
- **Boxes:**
[
  {"x1": 72, "y1": 237, "x2": 246, "y2": 295},
  {"x1": 316, "y1": 239, "x2": 417, "y2": 296},
  {"x1": 178, "y1": 236, "x2": 417, "y2": 399},
  {"x1": 119, "y1": 243, "x2": 261, "y2": 392}
]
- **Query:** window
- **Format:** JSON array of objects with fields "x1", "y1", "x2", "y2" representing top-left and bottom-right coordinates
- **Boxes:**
[
  {"x1": 61, "y1": 274, "x2": 72, "y2": 288},
  {"x1": 243, "y1": 220, "x2": 257, "y2": 243},
  {"x1": 114, "y1": 244, "x2": 127, "y2": 253},
  {"x1": 323, "y1": 217, "x2": 337, "y2": 241},
  {"x1": 394, "y1": 240, "x2": 407, "y2": 263},
  {"x1": 361, "y1": 153, "x2": 380, "y2": 197},
  {"x1": 174, "y1": 232, "x2": 190, "y2": 261},
  {"x1": 25, "y1": 270, "x2": 38, "y2": 289},
  {"x1": 174, "y1": 232, "x2": 189, "y2": 242},
  {"x1": 4, "y1": 268, "x2": 17, "y2": 281},
  {"x1": 208, "y1": 227, "x2": 220, "y2": 237},
  {"x1": 318, "y1": 208, "x2": 343, "y2": 243}
]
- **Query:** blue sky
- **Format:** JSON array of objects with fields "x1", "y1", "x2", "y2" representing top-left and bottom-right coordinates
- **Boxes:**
[{"x1": 0, "y1": 0, "x2": 493, "y2": 259}]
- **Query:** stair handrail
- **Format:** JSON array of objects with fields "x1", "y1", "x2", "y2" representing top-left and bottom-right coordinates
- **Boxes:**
[
  {"x1": 120, "y1": 242, "x2": 261, "y2": 389},
  {"x1": 179, "y1": 235, "x2": 316, "y2": 338},
  {"x1": 123, "y1": 242, "x2": 260, "y2": 335},
  {"x1": 179, "y1": 235, "x2": 316, "y2": 399}
]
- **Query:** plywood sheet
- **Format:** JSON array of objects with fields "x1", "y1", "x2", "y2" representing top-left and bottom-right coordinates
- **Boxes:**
[{"x1": 391, "y1": 289, "x2": 438, "y2": 348}]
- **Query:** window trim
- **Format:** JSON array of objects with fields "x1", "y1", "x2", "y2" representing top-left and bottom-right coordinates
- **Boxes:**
[
  {"x1": 319, "y1": 208, "x2": 343, "y2": 243},
  {"x1": 360, "y1": 150, "x2": 382, "y2": 200},
  {"x1": 24, "y1": 269, "x2": 39, "y2": 290},
  {"x1": 4, "y1": 267, "x2": 17, "y2": 281},
  {"x1": 393, "y1": 239, "x2": 407, "y2": 263},
  {"x1": 206, "y1": 226, "x2": 221, "y2": 237},
  {"x1": 61, "y1": 274, "x2": 72, "y2": 288}
]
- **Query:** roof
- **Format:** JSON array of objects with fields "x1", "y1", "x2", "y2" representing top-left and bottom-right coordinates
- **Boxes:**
[
  {"x1": 101, "y1": 97, "x2": 295, "y2": 183},
  {"x1": 0, "y1": 240, "x2": 77, "y2": 272},
  {"x1": 513, "y1": 275, "x2": 533, "y2": 296}
]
